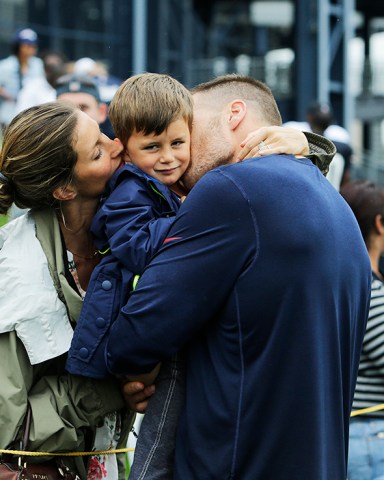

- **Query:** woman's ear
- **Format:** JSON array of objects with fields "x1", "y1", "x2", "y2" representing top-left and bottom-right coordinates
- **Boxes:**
[
  {"x1": 52, "y1": 184, "x2": 77, "y2": 201},
  {"x1": 227, "y1": 100, "x2": 247, "y2": 130}
]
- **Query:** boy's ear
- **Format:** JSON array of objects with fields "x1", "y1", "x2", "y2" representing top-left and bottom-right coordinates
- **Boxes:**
[
  {"x1": 227, "y1": 100, "x2": 247, "y2": 130},
  {"x1": 52, "y1": 184, "x2": 77, "y2": 201}
]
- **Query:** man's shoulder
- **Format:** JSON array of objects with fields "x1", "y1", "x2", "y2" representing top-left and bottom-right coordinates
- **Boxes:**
[{"x1": 195, "y1": 155, "x2": 307, "y2": 197}]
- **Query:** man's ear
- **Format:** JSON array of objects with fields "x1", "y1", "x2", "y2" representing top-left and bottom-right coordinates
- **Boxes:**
[
  {"x1": 52, "y1": 184, "x2": 77, "y2": 201},
  {"x1": 227, "y1": 100, "x2": 247, "y2": 130},
  {"x1": 374, "y1": 214, "x2": 384, "y2": 235}
]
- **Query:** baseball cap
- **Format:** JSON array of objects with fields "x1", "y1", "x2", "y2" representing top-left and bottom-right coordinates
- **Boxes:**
[
  {"x1": 13, "y1": 28, "x2": 38, "y2": 45},
  {"x1": 55, "y1": 74, "x2": 101, "y2": 102}
]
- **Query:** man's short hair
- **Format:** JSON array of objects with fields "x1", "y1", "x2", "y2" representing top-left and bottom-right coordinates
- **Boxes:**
[
  {"x1": 55, "y1": 74, "x2": 101, "y2": 103},
  {"x1": 109, "y1": 73, "x2": 193, "y2": 146},
  {"x1": 191, "y1": 74, "x2": 282, "y2": 126}
]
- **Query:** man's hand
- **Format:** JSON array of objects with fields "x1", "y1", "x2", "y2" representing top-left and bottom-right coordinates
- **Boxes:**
[
  {"x1": 237, "y1": 126, "x2": 310, "y2": 161},
  {"x1": 121, "y1": 380, "x2": 156, "y2": 413}
]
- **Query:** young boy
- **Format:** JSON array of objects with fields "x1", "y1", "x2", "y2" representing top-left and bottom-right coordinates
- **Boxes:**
[
  {"x1": 67, "y1": 73, "x2": 192, "y2": 478},
  {"x1": 66, "y1": 72, "x2": 332, "y2": 479}
]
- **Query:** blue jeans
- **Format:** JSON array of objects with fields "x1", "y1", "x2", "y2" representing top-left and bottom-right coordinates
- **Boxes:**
[
  {"x1": 348, "y1": 417, "x2": 384, "y2": 480},
  {"x1": 129, "y1": 353, "x2": 185, "y2": 480}
]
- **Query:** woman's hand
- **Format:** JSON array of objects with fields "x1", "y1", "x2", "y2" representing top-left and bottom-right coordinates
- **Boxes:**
[{"x1": 237, "y1": 126, "x2": 310, "y2": 161}]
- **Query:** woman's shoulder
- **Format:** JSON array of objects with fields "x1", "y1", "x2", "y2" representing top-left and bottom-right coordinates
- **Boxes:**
[
  {"x1": 0, "y1": 212, "x2": 34, "y2": 246},
  {"x1": 0, "y1": 211, "x2": 74, "y2": 364}
]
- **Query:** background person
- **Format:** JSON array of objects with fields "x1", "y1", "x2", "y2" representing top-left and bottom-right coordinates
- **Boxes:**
[
  {"x1": 106, "y1": 74, "x2": 371, "y2": 479},
  {"x1": 55, "y1": 73, "x2": 112, "y2": 138},
  {"x1": 0, "y1": 102, "x2": 136, "y2": 479},
  {"x1": 15, "y1": 49, "x2": 68, "y2": 113},
  {"x1": 0, "y1": 28, "x2": 45, "y2": 131},
  {"x1": 340, "y1": 180, "x2": 384, "y2": 480}
]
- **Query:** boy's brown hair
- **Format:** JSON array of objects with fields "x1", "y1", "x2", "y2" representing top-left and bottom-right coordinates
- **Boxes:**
[{"x1": 109, "y1": 73, "x2": 193, "y2": 146}]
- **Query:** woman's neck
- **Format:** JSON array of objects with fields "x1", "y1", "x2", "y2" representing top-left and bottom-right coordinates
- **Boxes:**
[{"x1": 57, "y1": 200, "x2": 100, "y2": 290}]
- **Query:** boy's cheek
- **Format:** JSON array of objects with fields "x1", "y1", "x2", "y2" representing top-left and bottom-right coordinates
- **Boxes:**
[{"x1": 123, "y1": 151, "x2": 132, "y2": 163}]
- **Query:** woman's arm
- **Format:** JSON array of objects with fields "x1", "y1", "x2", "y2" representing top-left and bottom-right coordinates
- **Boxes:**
[
  {"x1": 237, "y1": 127, "x2": 336, "y2": 175},
  {"x1": 0, "y1": 331, "x2": 130, "y2": 452}
]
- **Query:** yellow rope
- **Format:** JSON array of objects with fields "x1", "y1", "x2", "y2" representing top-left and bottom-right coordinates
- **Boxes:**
[
  {"x1": 350, "y1": 403, "x2": 384, "y2": 417},
  {"x1": 2, "y1": 403, "x2": 384, "y2": 458},
  {"x1": 0, "y1": 447, "x2": 134, "y2": 457}
]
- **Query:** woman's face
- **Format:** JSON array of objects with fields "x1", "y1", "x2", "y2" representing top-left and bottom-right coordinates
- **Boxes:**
[{"x1": 72, "y1": 111, "x2": 123, "y2": 199}]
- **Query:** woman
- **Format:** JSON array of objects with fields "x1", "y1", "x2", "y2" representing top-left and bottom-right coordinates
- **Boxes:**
[
  {"x1": 0, "y1": 101, "x2": 334, "y2": 479},
  {"x1": 340, "y1": 180, "x2": 384, "y2": 480},
  {"x1": 0, "y1": 102, "x2": 135, "y2": 479}
]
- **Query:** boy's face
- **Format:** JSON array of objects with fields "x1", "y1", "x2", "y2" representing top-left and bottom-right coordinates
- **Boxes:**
[{"x1": 125, "y1": 118, "x2": 190, "y2": 188}]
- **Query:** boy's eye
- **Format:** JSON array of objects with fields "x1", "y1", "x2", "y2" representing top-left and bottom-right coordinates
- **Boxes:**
[
  {"x1": 144, "y1": 144, "x2": 158, "y2": 151},
  {"x1": 172, "y1": 140, "x2": 184, "y2": 146}
]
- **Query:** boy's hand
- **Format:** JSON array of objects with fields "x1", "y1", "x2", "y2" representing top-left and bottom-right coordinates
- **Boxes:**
[
  {"x1": 121, "y1": 380, "x2": 156, "y2": 413},
  {"x1": 237, "y1": 126, "x2": 310, "y2": 161}
]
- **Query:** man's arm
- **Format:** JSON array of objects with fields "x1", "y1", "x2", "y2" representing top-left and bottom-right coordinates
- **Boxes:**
[{"x1": 106, "y1": 170, "x2": 256, "y2": 376}]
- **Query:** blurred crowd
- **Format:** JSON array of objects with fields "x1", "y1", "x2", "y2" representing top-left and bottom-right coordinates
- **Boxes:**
[{"x1": 0, "y1": 27, "x2": 121, "y2": 140}]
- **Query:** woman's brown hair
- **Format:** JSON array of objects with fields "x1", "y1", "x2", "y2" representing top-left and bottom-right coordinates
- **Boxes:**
[{"x1": 0, "y1": 102, "x2": 79, "y2": 214}]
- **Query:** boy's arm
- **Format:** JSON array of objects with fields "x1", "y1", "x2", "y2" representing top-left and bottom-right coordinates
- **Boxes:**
[{"x1": 95, "y1": 175, "x2": 178, "y2": 273}]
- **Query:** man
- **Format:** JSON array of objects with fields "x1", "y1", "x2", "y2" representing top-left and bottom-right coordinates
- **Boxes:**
[
  {"x1": 55, "y1": 73, "x2": 113, "y2": 138},
  {"x1": 106, "y1": 75, "x2": 371, "y2": 479}
]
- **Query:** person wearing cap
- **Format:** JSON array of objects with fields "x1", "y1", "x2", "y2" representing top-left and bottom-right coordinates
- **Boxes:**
[
  {"x1": 55, "y1": 73, "x2": 111, "y2": 137},
  {"x1": 15, "y1": 49, "x2": 68, "y2": 114},
  {"x1": 0, "y1": 28, "x2": 45, "y2": 129}
]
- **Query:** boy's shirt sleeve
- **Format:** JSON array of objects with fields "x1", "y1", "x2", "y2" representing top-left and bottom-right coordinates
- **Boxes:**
[{"x1": 93, "y1": 173, "x2": 178, "y2": 274}]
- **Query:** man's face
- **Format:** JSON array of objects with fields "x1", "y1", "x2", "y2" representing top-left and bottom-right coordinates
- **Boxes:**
[
  {"x1": 182, "y1": 93, "x2": 235, "y2": 191},
  {"x1": 57, "y1": 92, "x2": 105, "y2": 125}
]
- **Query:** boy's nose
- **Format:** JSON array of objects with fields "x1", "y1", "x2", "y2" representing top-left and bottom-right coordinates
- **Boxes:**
[{"x1": 159, "y1": 147, "x2": 174, "y2": 163}]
